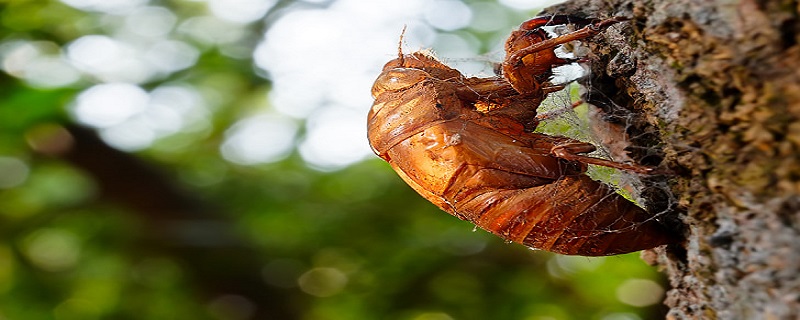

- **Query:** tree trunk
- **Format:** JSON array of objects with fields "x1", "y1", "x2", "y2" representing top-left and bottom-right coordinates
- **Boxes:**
[{"x1": 547, "y1": 0, "x2": 800, "y2": 318}]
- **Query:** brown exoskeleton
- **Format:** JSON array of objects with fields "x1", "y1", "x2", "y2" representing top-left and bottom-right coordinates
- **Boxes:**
[{"x1": 367, "y1": 16, "x2": 678, "y2": 256}]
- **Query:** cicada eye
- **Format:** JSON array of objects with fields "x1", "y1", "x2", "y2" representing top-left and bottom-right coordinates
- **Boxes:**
[{"x1": 371, "y1": 68, "x2": 429, "y2": 98}]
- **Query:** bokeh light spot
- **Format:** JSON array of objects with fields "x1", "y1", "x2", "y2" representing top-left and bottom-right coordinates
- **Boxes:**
[
  {"x1": 221, "y1": 114, "x2": 298, "y2": 165},
  {"x1": 297, "y1": 267, "x2": 348, "y2": 297},
  {"x1": 468, "y1": 2, "x2": 510, "y2": 32},
  {"x1": 298, "y1": 107, "x2": 373, "y2": 170},
  {"x1": 70, "y1": 83, "x2": 208, "y2": 151},
  {"x1": 207, "y1": 0, "x2": 277, "y2": 24},
  {"x1": 547, "y1": 254, "x2": 605, "y2": 278},
  {"x1": 99, "y1": 118, "x2": 158, "y2": 151},
  {"x1": 67, "y1": 34, "x2": 196, "y2": 83},
  {"x1": 616, "y1": 279, "x2": 664, "y2": 307},
  {"x1": 424, "y1": 0, "x2": 473, "y2": 31},
  {"x1": 143, "y1": 40, "x2": 199, "y2": 73},
  {"x1": 67, "y1": 35, "x2": 151, "y2": 83},
  {"x1": 179, "y1": 16, "x2": 247, "y2": 45},
  {"x1": 22, "y1": 228, "x2": 81, "y2": 272},
  {"x1": 0, "y1": 157, "x2": 30, "y2": 189},
  {"x1": 72, "y1": 83, "x2": 149, "y2": 128},
  {"x1": 124, "y1": 6, "x2": 177, "y2": 37},
  {"x1": 0, "y1": 41, "x2": 80, "y2": 88}
]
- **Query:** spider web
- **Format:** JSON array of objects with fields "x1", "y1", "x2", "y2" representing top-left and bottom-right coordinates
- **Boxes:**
[{"x1": 544, "y1": 80, "x2": 678, "y2": 237}]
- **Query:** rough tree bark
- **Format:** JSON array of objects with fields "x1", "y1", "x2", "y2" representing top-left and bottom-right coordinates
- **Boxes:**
[{"x1": 546, "y1": 0, "x2": 800, "y2": 318}]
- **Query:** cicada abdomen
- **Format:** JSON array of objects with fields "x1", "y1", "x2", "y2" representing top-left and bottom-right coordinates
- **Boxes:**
[{"x1": 451, "y1": 172, "x2": 674, "y2": 256}]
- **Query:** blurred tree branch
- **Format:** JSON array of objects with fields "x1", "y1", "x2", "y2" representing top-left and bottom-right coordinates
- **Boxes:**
[{"x1": 47, "y1": 125, "x2": 301, "y2": 319}]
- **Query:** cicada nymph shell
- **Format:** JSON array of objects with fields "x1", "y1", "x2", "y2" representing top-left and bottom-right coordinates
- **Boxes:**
[{"x1": 367, "y1": 16, "x2": 678, "y2": 256}]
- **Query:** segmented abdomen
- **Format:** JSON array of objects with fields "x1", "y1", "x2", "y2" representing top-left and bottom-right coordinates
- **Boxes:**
[
  {"x1": 385, "y1": 120, "x2": 675, "y2": 256},
  {"x1": 454, "y1": 174, "x2": 673, "y2": 255}
]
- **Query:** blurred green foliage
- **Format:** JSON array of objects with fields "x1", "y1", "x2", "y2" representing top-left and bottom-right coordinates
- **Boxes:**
[{"x1": 0, "y1": 0, "x2": 668, "y2": 319}]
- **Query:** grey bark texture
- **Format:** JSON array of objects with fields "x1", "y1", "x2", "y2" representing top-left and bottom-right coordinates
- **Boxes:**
[{"x1": 545, "y1": 0, "x2": 800, "y2": 319}]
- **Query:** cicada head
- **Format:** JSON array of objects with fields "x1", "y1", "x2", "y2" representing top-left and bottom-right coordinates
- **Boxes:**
[
  {"x1": 367, "y1": 51, "x2": 466, "y2": 159},
  {"x1": 382, "y1": 51, "x2": 462, "y2": 80},
  {"x1": 370, "y1": 68, "x2": 430, "y2": 99}
]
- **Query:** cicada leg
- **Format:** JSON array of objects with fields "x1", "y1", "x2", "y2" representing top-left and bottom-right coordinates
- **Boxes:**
[
  {"x1": 502, "y1": 16, "x2": 628, "y2": 96},
  {"x1": 517, "y1": 15, "x2": 595, "y2": 30},
  {"x1": 551, "y1": 142, "x2": 656, "y2": 174},
  {"x1": 534, "y1": 99, "x2": 583, "y2": 121}
]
